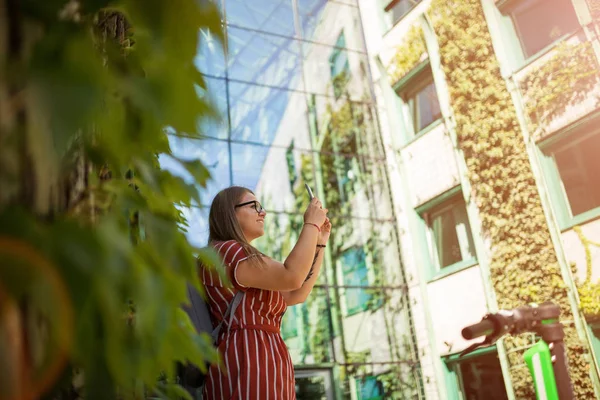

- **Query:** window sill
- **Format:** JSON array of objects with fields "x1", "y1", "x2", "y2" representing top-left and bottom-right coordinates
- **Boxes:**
[
  {"x1": 560, "y1": 206, "x2": 600, "y2": 232},
  {"x1": 428, "y1": 258, "x2": 478, "y2": 283},
  {"x1": 402, "y1": 118, "x2": 444, "y2": 148}
]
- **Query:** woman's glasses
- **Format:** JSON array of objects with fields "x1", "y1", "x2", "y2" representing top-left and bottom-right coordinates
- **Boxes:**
[{"x1": 234, "y1": 200, "x2": 264, "y2": 214}]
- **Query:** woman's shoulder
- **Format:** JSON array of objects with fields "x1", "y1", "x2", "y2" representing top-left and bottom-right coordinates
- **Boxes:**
[
  {"x1": 212, "y1": 239, "x2": 240, "y2": 252},
  {"x1": 212, "y1": 240, "x2": 247, "y2": 261}
]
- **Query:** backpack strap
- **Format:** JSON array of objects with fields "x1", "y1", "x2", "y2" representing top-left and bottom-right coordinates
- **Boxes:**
[{"x1": 211, "y1": 291, "x2": 244, "y2": 344}]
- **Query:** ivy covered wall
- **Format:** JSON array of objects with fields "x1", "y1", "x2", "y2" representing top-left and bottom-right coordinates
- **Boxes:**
[{"x1": 425, "y1": 0, "x2": 596, "y2": 397}]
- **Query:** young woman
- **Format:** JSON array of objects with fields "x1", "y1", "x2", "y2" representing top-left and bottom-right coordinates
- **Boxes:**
[{"x1": 200, "y1": 186, "x2": 331, "y2": 400}]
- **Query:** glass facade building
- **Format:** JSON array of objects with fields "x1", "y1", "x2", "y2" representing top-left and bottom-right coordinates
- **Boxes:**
[{"x1": 163, "y1": 0, "x2": 424, "y2": 398}]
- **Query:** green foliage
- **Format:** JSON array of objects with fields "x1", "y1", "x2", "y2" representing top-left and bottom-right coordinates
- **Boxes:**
[
  {"x1": 386, "y1": 25, "x2": 427, "y2": 86},
  {"x1": 521, "y1": 41, "x2": 600, "y2": 138},
  {"x1": 0, "y1": 0, "x2": 223, "y2": 398},
  {"x1": 572, "y1": 227, "x2": 600, "y2": 317},
  {"x1": 428, "y1": 0, "x2": 596, "y2": 397}
]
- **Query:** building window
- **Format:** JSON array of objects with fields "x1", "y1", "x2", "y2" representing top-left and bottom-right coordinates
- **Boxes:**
[
  {"x1": 445, "y1": 350, "x2": 509, "y2": 400},
  {"x1": 420, "y1": 190, "x2": 476, "y2": 276},
  {"x1": 502, "y1": 0, "x2": 579, "y2": 59},
  {"x1": 329, "y1": 32, "x2": 350, "y2": 98},
  {"x1": 341, "y1": 247, "x2": 371, "y2": 315},
  {"x1": 383, "y1": 0, "x2": 421, "y2": 27},
  {"x1": 396, "y1": 66, "x2": 442, "y2": 139},
  {"x1": 542, "y1": 129, "x2": 600, "y2": 227},
  {"x1": 356, "y1": 375, "x2": 384, "y2": 400}
]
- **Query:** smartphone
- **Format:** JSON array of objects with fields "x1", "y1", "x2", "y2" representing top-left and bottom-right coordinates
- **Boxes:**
[{"x1": 304, "y1": 183, "x2": 315, "y2": 200}]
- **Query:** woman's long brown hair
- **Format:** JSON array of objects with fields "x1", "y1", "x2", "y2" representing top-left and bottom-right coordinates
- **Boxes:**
[{"x1": 207, "y1": 186, "x2": 266, "y2": 268}]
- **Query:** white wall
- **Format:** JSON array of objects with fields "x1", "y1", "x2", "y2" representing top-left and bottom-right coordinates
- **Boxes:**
[
  {"x1": 401, "y1": 124, "x2": 461, "y2": 207},
  {"x1": 427, "y1": 266, "x2": 489, "y2": 355}
]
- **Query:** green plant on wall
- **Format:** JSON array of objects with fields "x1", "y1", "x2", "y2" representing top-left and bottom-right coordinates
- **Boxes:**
[
  {"x1": 320, "y1": 92, "x2": 423, "y2": 397},
  {"x1": 520, "y1": 41, "x2": 600, "y2": 138},
  {"x1": 426, "y1": 0, "x2": 596, "y2": 397},
  {"x1": 572, "y1": 226, "x2": 600, "y2": 318},
  {"x1": 386, "y1": 24, "x2": 428, "y2": 87}
]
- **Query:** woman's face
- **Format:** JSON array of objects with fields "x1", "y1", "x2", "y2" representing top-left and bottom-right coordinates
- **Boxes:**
[{"x1": 234, "y1": 191, "x2": 267, "y2": 242}]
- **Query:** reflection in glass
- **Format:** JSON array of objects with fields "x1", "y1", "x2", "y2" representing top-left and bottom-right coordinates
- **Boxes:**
[
  {"x1": 302, "y1": 41, "x2": 370, "y2": 99},
  {"x1": 230, "y1": 142, "x2": 270, "y2": 191},
  {"x1": 511, "y1": 0, "x2": 579, "y2": 58},
  {"x1": 340, "y1": 247, "x2": 371, "y2": 315},
  {"x1": 228, "y1": 82, "x2": 311, "y2": 146},
  {"x1": 285, "y1": 288, "x2": 335, "y2": 365},
  {"x1": 297, "y1": 0, "x2": 362, "y2": 51},
  {"x1": 196, "y1": 77, "x2": 228, "y2": 139},
  {"x1": 225, "y1": 0, "x2": 295, "y2": 37},
  {"x1": 195, "y1": 28, "x2": 226, "y2": 77},
  {"x1": 227, "y1": 26, "x2": 302, "y2": 90}
]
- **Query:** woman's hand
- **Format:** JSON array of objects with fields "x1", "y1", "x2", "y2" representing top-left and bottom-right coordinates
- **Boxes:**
[
  {"x1": 304, "y1": 197, "x2": 328, "y2": 227},
  {"x1": 319, "y1": 217, "x2": 331, "y2": 245}
]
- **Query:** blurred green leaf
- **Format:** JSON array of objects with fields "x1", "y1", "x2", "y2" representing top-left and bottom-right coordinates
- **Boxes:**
[{"x1": 1, "y1": 0, "x2": 225, "y2": 397}]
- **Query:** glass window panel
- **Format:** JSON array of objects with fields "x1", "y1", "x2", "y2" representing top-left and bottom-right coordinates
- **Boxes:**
[
  {"x1": 335, "y1": 287, "x2": 416, "y2": 363},
  {"x1": 427, "y1": 195, "x2": 475, "y2": 269},
  {"x1": 295, "y1": 369, "x2": 334, "y2": 399},
  {"x1": 228, "y1": 82, "x2": 311, "y2": 146},
  {"x1": 195, "y1": 28, "x2": 226, "y2": 77},
  {"x1": 196, "y1": 77, "x2": 228, "y2": 139},
  {"x1": 454, "y1": 352, "x2": 509, "y2": 400},
  {"x1": 554, "y1": 133, "x2": 600, "y2": 216},
  {"x1": 297, "y1": 0, "x2": 363, "y2": 51},
  {"x1": 384, "y1": 0, "x2": 421, "y2": 26},
  {"x1": 357, "y1": 376, "x2": 384, "y2": 400},
  {"x1": 230, "y1": 142, "x2": 270, "y2": 192},
  {"x1": 343, "y1": 364, "x2": 421, "y2": 399},
  {"x1": 415, "y1": 82, "x2": 441, "y2": 131},
  {"x1": 341, "y1": 247, "x2": 370, "y2": 315},
  {"x1": 225, "y1": 0, "x2": 295, "y2": 37},
  {"x1": 432, "y1": 209, "x2": 461, "y2": 268},
  {"x1": 303, "y1": 41, "x2": 371, "y2": 100},
  {"x1": 233, "y1": 146, "x2": 315, "y2": 214},
  {"x1": 254, "y1": 211, "x2": 303, "y2": 263},
  {"x1": 227, "y1": 26, "x2": 303, "y2": 90},
  {"x1": 285, "y1": 287, "x2": 336, "y2": 364},
  {"x1": 178, "y1": 205, "x2": 210, "y2": 248},
  {"x1": 512, "y1": 0, "x2": 579, "y2": 58},
  {"x1": 164, "y1": 136, "x2": 231, "y2": 204}
]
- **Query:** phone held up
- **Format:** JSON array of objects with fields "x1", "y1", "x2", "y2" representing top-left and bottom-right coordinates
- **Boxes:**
[{"x1": 304, "y1": 183, "x2": 315, "y2": 200}]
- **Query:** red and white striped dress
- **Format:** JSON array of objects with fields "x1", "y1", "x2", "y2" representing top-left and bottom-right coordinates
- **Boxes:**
[{"x1": 200, "y1": 240, "x2": 296, "y2": 400}]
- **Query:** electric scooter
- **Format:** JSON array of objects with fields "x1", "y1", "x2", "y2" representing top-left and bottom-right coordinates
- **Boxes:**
[{"x1": 461, "y1": 302, "x2": 574, "y2": 400}]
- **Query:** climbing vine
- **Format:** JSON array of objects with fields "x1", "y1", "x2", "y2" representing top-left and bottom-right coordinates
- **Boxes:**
[
  {"x1": 520, "y1": 41, "x2": 600, "y2": 139},
  {"x1": 386, "y1": 24, "x2": 428, "y2": 87},
  {"x1": 427, "y1": 0, "x2": 596, "y2": 397},
  {"x1": 573, "y1": 226, "x2": 600, "y2": 318}
]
